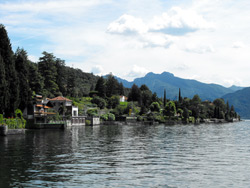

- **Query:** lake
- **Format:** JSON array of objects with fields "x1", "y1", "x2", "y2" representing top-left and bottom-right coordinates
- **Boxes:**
[{"x1": 1, "y1": 121, "x2": 250, "y2": 187}]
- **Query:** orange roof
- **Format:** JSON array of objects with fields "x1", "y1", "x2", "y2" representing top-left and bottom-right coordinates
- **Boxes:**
[
  {"x1": 36, "y1": 104, "x2": 52, "y2": 108},
  {"x1": 49, "y1": 96, "x2": 72, "y2": 102}
]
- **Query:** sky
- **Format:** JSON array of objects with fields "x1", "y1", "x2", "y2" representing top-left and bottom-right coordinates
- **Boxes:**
[{"x1": 1, "y1": 0, "x2": 250, "y2": 87}]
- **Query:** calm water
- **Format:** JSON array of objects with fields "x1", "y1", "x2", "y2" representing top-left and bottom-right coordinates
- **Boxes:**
[{"x1": 1, "y1": 121, "x2": 250, "y2": 187}]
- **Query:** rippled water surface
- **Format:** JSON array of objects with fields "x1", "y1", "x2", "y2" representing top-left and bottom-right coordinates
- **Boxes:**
[{"x1": 1, "y1": 121, "x2": 250, "y2": 187}]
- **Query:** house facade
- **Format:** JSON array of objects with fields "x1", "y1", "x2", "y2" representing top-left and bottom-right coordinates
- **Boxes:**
[{"x1": 49, "y1": 96, "x2": 78, "y2": 118}]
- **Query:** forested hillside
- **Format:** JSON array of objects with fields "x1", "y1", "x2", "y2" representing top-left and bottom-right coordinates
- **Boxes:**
[{"x1": 0, "y1": 24, "x2": 99, "y2": 116}]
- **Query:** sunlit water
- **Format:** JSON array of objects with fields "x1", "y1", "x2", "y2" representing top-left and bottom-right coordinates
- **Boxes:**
[{"x1": 1, "y1": 121, "x2": 250, "y2": 187}]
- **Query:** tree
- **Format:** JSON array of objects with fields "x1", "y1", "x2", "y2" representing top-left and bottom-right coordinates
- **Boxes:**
[
  {"x1": 163, "y1": 89, "x2": 166, "y2": 107},
  {"x1": 213, "y1": 98, "x2": 226, "y2": 112},
  {"x1": 66, "y1": 68, "x2": 77, "y2": 97},
  {"x1": 118, "y1": 82, "x2": 124, "y2": 95},
  {"x1": 0, "y1": 55, "x2": 7, "y2": 114},
  {"x1": 128, "y1": 84, "x2": 141, "y2": 102},
  {"x1": 230, "y1": 105, "x2": 236, "y2": 118},
  {"x1": 179, "y1": 88, "x2": 183, "y2": 103},
  {"x1": 91, "y1": 96, "x2": 106, "y2": 109},
  {"x1": 55, "y1": 58, "x2": 67, "y2": 96},
  {"x1": 95, "y1": 76, "x2": 106, "y2": 97},
  {"x1": 225, "y1": 100, "x2": 230, "y2": 120},
  {"x1": 149, "y1": 102, "x2": 160, "y2": 112},
  {"x1": 152, "y1": 92, "x2": 158, "y2": 102},
  {"x1": 38, "y1": 51, "x2": 60, "y2": 97},
  {"x1": 28, "y1": 62, "x2": 44, "y2": 94},
  {"x1": 191, "y1": 94, "x2": 201, "y2": 106},
  {"x1": 15, "y1": 48, "x2": 32, "y2": 111},
  {"x1": 140, "y1": 85, "x2": 152, "y2": 108},
  {"x1": 105, "y1": 73, "x2": 120, "y2": 97},
  {"x1": 183, "y1": 107, "x2": 189, "y2": 121},
  {"x1": 0, "y1": 24, "x2": 19, "y2": 116},
  {"x1": 108, "y1": 95, "x2": 120, "y2": 109},
  {"x1": 164, "y1": 101, "x2": 176, "y2": 118}
]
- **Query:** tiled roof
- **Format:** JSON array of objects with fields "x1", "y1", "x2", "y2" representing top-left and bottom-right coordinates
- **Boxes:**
[
  {"x1": 49, "y1": 96, "x2": 72, "y2": 102},
  {"x1": 36, "y1": 104, "x2": 52, "y2": 108}
]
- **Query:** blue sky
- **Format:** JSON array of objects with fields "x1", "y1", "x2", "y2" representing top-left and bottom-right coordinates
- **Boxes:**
[{"x1": 1, "y1": 0, "x2": 250, "y2": 87}]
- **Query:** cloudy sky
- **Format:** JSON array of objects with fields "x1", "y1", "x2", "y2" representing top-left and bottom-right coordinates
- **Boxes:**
[{"x1": 1, "y1": 0, "x2": 250, "y2": 87}]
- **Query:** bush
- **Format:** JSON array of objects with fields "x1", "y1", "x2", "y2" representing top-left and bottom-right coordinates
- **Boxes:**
[
  {"x1": 87, "y1": 108, "x2": 98, "y2": 116},
  {"x1": 149, "y1": 102, "x2": 160, "y2": 112},
  {"x1": 101, "y1": 113, "x2": 115, "y2": 121},
  {"x1": 91, "y1": 96, "x2": 106, "y2": 109},
  {"x1": 86, "y1": 120, "x2": 91, "y2": 126},
  {"x1": 0, "y1": 114, "x2": 4, "y2": 125}
]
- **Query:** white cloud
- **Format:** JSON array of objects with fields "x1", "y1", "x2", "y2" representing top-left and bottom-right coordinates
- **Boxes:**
[
  {"x1": 107, "y1": 14, "x2": 147, "y2": 35},
  {"x1": 185, "y1": 44, "x2": 215, "y2": 54},
  {"x1": 126, "y1": 65, "x2": 149, "y2": 80},
  {"x1": 149, "y1": 7, "x2": 215, "y2": 35},
  {"x1": 91, "y1": 65, "x2": 104, "y2": 76},
  {"x1": 107, "y1": 7, "x2": 214, "y2": 49},
  {"x1": 28, "y1": 55, "x2": 39, "y2": 62},
  {"x1": 232, "y1": 41, "x2": 245, "y2": 49}
]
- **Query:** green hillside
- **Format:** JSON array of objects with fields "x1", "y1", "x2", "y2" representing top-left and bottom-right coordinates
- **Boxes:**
[{"x1": 223, "y1": 87, "x2": 250, "y2": 119}]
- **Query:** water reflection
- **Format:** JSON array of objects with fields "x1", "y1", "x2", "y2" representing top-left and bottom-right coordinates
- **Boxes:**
[{"x1": 1, "y1": 122, "x2": 250, "y2": 187}]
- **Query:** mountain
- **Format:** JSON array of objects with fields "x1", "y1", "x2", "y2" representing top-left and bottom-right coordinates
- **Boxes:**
[
  {"x1": 116, "y1": 72, "x2": 236, "y2": 101},
  {"x1": 228, "y1": 85, "x2": 245, "y2": 92},
  {"x1": 222, "y1": 87, "x2": 250, "y2": 119}
]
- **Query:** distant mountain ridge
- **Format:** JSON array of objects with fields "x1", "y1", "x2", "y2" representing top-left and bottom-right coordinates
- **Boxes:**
[
  {"x1": 115, "y1": 72, "x2": 243, "y2": 101},
  {"x1": 222, "y1": 87, "x2": 250, "y2": 118}
]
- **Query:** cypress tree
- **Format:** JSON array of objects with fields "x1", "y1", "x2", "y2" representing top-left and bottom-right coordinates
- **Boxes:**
[
  {"x1": 0, "y1": 24, "x2": 19, "y2": 116},
  {"x1": 163, "y1": 89, "x2": 166, "y2": 107},
  {"x1": 179, "y1": 88, "x2": 183, "y2": 103},
  {"x1": 0, "y1": 55, "x2": 7, "y2": 114},
  {"x1": 15, "y1": 48, "x2": 32, "y2": 111},
  {"x1": 95, "y1": 76, "x2": 106, "y2": 97}
]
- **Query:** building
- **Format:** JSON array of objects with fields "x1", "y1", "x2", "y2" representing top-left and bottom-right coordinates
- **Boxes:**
[
  {"x1": 23, "y1": 95, "x2": 56, "y2": 123},
  {"x1": 49, "y1": 96, "x2": 78, "y2": 118},
  {"x1": 120, "y1": 96, "x2": 128, "y2": 102},
  {"x1": 23, "y1": 95, "x2": 85, "y2": 125}
]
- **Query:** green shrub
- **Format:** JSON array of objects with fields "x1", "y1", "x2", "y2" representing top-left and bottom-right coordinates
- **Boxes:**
[
  {"x1": 86, "y1": 120, "x2": 91, "y2": 126},
  {"x1": 101, "y1": 113, "x2": 115, "y2": 121},
  {"x1": 0, "y1": 114, "x2": 4, "y2": 125},
  {"x1": 87, "y1": 108, "x2": 98, "y2": 116}
]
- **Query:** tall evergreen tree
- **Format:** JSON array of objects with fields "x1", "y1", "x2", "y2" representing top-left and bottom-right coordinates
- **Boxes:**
[
  {"x1": 28, "y1": 62, "x2": 44, "y2": 94},
  {"x1": 15, "y1": 48, "x2": 32, "y2": 111},
  {"x1": 0, "y1": 24, "x2": 19, "y2": 116},
  {"x1": 106, "y1": 74, "x2": 119, "y2": 97},
  {"x1": 66, "y1": 68, "x2": 77, "y2": 97},
  {"x1": 140, "y1": 84, "x2": 152, "y2": 107},
  {"x1": 128, "y1": 84, "x2": 141, "y2": 102},
  {"x1": 118, "y1": 82, "x2": 124, "y2": 95},
  {"x1": 95, "y1": 76, "x2": 106, "y2": 97},
  {"x1": 179, "y1": 88, "x2": 183, "y2": 103},
  {"x1": 38, "y1": 52, "x2": 60, "y2": 97},
  {"x1": 55, "y1": 58, "x2": 66, "y2": 96},
  {"x1": 0, "y1": 55, "x2": 7, "y2": 114},
  {"x1": 163, "y1": 89, "x2": 166, "y2": 107}
]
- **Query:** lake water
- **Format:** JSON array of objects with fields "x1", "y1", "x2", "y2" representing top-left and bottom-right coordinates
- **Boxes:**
[{"x1": 1, "y1": 121, "x2": 250, "y2": 187}]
